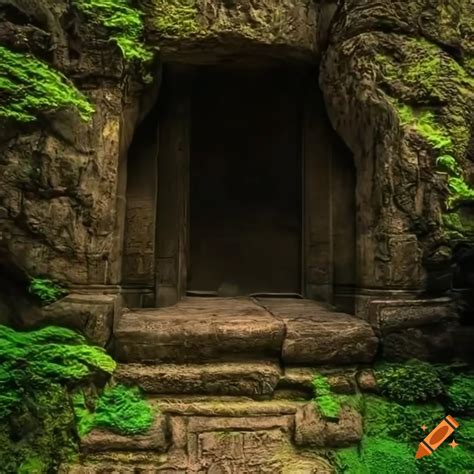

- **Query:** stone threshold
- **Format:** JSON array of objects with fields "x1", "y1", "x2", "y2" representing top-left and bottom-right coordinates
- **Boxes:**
[{"x1": 114, "y1": 297, "x2": 379, "y2": 365}]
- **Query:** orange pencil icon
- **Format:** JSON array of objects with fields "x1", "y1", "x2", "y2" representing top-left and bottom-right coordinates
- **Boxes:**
[{"x1": 416, "y1": 415, "x2": 459, "y2": 459}]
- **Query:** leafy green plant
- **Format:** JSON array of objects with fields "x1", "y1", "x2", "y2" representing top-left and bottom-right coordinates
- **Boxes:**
[
  {"x1": 93, "y1": 384, "x2": 154, "y2": 435},
  {"x1": 28, "y1": 278, "x2": 68, "y2": 305},
  {"x1": 312, "y1": 374, "x2": 341, "y2": 420},
  {"x1": 364, "y1": 396, "x2": 444, "y2": 443},
  {"x1": 375, "y1": 360, "x2": 444, "y2": 403},
  {"x1": 417, "y1": 443, "x2": 474, "y2": 473},
  {"x1": 0, "y1": 46, "x2": 94, "y2": 122},
  {"x1": 446, "y1": 375, "x2": 474, "y2": 415},
  {"x1": 74, "y1": 0, "x2": 153, "y2": 64}
]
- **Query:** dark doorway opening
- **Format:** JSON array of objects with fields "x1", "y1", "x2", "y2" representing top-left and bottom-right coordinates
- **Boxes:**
[{"x1": 188, "y1": 65, "x2": 303, "y2": 296}]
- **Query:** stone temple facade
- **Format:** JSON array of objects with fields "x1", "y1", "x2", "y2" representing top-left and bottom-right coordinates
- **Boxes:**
[
  {"x1": 1, "y1": 0, "x2": 472, "y2": 362},
  {"x1": 0, "y1": 0, "x2": 473, "y2": 471}
]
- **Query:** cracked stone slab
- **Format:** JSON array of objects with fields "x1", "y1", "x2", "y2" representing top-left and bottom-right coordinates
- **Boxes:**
[
  {"x1": 257, "y1": 298, "x2": 379, "y2": 364},
  {"x1": 114, "y1": 297, "x2": 284, "y2": 363},
  {"x1": 114, "y1": 361, "x2": 282, "y2": 396}
]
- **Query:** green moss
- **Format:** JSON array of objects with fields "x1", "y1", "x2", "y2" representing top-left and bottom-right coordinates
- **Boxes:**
[
  {"x1": 312, "y1": 374, "x2": 341, "y2": 420},
  {"x1": 151, "y1": 0, "x2": 199, "y2": 37},
  {"x1": 442, "y1": 210, "x2": 474, "y2": 239},
  {"x1": 71, "y1": 391, "x2": 96, "y2": 437},
  {"x1": 364, "y1": 396, "x2": 444, "y2": 443},
  {"x1": 376, "y1": 38, "x2": 473, "y2": 103},
  {"x1": 72, "y1": 384, "x2": 155, "y2": 437},
  {"x1": 334, "y1": 365, "x2": 474, "y2": 474},
  {"x1": 362, "y1": 437, "x2": 416, "y2": 473},
  {"x1": 375, "y1": 360, "x2": 444, "y2": 403},
  {"x1": 74, "y1": 0, "x2": 153, "y2": 64},
  {"x1": 28, "y1": 278, "x2": 68, "y2": 306},
  {"x1": 0, "y1": 325, "x2": 115, "y2": 472},
  {"x1": 446, "y1": 375, "x2": 474, "y2": 415},
  {"x1": 377, "y1": 39, "x2": 474, "y2": 231},
  {"x1": 335, "y1": 446, "x2": 366, "y2": 473},
  {"x1": 92, "y1": 384, "x2": 154, "y2": 435},
  {"x1": 0, "y1": 46, "x2": 94, "y2": 122}
]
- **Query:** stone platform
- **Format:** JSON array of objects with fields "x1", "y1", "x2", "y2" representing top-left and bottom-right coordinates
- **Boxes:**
[
  {"x1": 62, "y1": 396, "x2": 365, "y2": 473},
  {"x1": 114, "y1": 297, "x2": 378, "y2": 365}
]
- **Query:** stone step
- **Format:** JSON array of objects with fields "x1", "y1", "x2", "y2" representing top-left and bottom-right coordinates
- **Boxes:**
[
  {"x1": 114, "y1": 297, "x2": 284, "y2": 363},
  {"x1": 114, "y1": 361, "x2": 282, "y2": 396},
  {"x1": 114, "y1": 297, "x2": 378, "y2": 365}
]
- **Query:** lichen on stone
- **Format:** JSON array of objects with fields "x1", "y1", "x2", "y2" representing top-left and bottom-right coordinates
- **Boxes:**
[
  {"x1": 0, "y1": 45, "x2": 94, "y2": 122},
  {"x1": 74, "y1": 0, "x2": 153, "y2": 63},
  {"x1": 149, "y1": 0, "x2": 199, "y2": 37}
]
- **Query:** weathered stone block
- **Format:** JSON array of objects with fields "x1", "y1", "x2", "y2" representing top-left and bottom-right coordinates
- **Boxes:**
[
  {"x1": 114, "y1": 298, "x2": 285, "y2": 363},
  {"x1": 257, "y1": 298, "x2": 378, "y2": 365},
  {"x1": 20, "y1": 293, "x2": 118, "y2": 346},
  {"x1": 366, "y1": 297, "x2": 456, "y2": 334},
  {"x1": 114, "y1": 361, "x2": 281, "y2": 396},
  {"x1": 81, "y1": 413, "x2": 169, "y2": 453},
  {"x1": 382, "y1": 321, "x2": 460, "y2": 362},
  {"x1": 294, "y1": 403, "x2": 362, "y2": 448}
]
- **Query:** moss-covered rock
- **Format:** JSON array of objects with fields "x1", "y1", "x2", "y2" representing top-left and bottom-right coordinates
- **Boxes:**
[
  {"x1": 74, "y1": 0, "x2": 153, "y2": 64},
  {"x1": 0, "y1": 45, "x2": 94, "y2": 122},
  {"x1": 73, "y1": 383, "x2": 154, "y2": 437},
  {"x1": 0, "y1": 325, "x2": 116, "y2": 472}
]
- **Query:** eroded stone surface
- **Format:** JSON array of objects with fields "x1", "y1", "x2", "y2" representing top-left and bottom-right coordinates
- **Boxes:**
[
  {"x1": 257, "y1": 298, "x2": 379, "y2": 364},
  {"x1": 294, "y1": 403, "x2": 363, "y2": 448},
  {"x1": 155, "y1": 398, "x2": 302, "y2": 417},
  {"x1": 19, "y1": 294, "x2": 117, "y2": 346},
  {"x1": 115, "y1": 297, "x2": 378, "y2": 365},
  {"x1": 115, "y1": 297, "x2": 285, "y2": 362},
  {"x1": 142, "y1": 0, "x2": 319, "y2": 63},
  {"x1": 115, "y1": 361, "x2": 281, "y2": 396}
]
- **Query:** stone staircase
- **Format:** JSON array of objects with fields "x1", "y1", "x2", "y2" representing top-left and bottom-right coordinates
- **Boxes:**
[{"x1": 62, "y1": 297, "x2": 379, "y2": 473}]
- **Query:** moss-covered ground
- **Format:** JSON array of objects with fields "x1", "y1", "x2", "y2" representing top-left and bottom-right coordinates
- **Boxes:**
[{"x1": 330, "y1": 361, "x2": 474, "y2": 473}]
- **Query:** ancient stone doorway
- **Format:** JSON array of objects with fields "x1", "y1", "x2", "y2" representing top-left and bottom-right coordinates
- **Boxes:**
[
  {"x1": 188, "y1": 66, "x2": 302, "y2": 296},
  {"x1": 122, "y1": 62, "x2": 356, "y2": 311}
]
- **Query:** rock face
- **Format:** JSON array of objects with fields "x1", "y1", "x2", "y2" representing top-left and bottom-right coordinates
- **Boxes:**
[{"x1": 320, "y1": 0, "x2": 474, "y2": 296}]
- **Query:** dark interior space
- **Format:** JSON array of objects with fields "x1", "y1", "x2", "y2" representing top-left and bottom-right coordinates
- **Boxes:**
[{"x1": 188, "y1": 65, "x2": 303, "y2": 295}]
